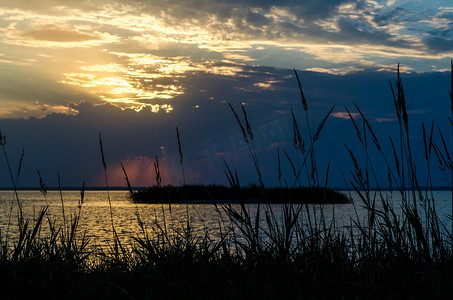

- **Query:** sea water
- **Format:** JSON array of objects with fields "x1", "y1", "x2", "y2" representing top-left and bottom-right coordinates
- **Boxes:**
[{"x1": 0, "y1": 190, "x2": 452, "y2": 249}]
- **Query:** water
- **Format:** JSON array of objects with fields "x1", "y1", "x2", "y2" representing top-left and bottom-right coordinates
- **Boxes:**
[{"x1": 1, "y1": 190, "x2": 452, "y2": 249}]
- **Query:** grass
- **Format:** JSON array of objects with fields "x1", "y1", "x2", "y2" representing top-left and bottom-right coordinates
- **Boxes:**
[{"x1": 0, "y1": 62, "x2": 453, "y2": 298}]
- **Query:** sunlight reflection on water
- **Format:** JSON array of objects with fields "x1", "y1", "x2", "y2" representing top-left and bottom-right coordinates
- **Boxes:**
[{"x1": 0, "y1": 190, "x2": 452, "y2": 249}]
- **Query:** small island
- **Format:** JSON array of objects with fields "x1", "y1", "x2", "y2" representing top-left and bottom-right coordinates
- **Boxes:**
[{"x1": 129, "y1": 184, "x2": 350, "y2": 204}]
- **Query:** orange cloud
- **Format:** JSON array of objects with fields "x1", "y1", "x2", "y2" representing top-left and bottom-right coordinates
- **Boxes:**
[
  {"x1": 332, "y1": 112, "x2": 360, "y2": 120},
  {"x1": 21, "y1": 28, "x2": 99, "y2": 42}
]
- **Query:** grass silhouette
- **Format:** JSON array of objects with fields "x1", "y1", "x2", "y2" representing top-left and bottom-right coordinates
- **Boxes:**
[{"x1": 0, "y1": 63, "x2": 453, "y2": 298}]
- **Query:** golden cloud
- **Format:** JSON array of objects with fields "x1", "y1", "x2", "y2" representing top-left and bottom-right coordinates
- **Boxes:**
[
  {"x1": 0, "y1": 102, "x2": 78, "y2": 119},
  {"x1": 59, "y1": 51, "x2": 248, "y2": 111},
  {"x1": 21, "y1": 28, "x2": 99, "y2": 42}
]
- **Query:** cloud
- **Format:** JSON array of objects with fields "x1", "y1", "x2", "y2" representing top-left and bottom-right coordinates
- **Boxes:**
[
  {"x1": 424, "y1": 36, "x2": 453, "y2": 53},
  {"x1": 21, "y1": 28, "x2": 100, "y2": 42},
  {"x1": 332, "y1": 112, "x2": 360, "y2": 120},
  {"x1": 1, "y1": 0, "x2": 452, "y2": 76},
  {"x1": 59, "y1": 52, "x2": 249, "y2": 110},
  {"x1": 0, "y1": 102, "x2": 78, "y2": 119}
]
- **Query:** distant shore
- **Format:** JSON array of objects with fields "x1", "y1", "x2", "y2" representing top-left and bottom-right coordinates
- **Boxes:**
[
  {"x1": 129, "y1": 184, "x2": 351, "y2": 204},
  {"x1": 2, "y1": 186, "x2": 451, "y2": 192},
  {"x1": 0, "y1": 187, "x2": 130, "y2": 191}
]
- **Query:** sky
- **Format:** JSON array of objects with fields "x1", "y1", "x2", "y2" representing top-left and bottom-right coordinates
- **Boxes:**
[{"x1": 0, "y1": 0, "x2": 452, "y2": 188}]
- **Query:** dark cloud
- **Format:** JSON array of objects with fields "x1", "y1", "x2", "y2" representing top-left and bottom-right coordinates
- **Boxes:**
[
  {"x1": 147, "y1": 0, "x2": 425, "y2": 53},
  {"x1": 373, "y1": 8, "x2": 405, "y2": 26},
  {"x1": 281, "y1": 0, "x2": 348, "y2": 20},
  {"x1": 124, "y1": 0, "x2": 364, "y2": 40},
  {"x1": 436, "y1": 10, "x2": 453, "y2": 22},
  {"x1": 215, "y1": 0, "x2": 349, "y2": 21},
  {"x1": 0, "y1": 65, "x2": 451, "y2": 188},
  {"x1": 424, "y1": 36, "x2": 453, "y2": 53}
]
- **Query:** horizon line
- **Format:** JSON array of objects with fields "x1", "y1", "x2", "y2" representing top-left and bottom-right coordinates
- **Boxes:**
[{"x1": 0, "y1": 186, "x2": 452, "y2": 192}]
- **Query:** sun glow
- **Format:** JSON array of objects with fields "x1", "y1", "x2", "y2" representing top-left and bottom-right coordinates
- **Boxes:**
[
  {"x1": 0, "y1": 0, "x2": 451, "y2": 119},
  {"x1": 59, "y1": 51, "x2": 247, "y2": 112}
]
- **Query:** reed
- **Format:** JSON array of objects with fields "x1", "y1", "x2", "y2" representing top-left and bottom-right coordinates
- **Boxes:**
[
  {"x1": 1, "y1": 63, "x2": 453, "y2": 298},
  {"x1": 0, "y1": 132, "x2": 23, "y2": 222},
  {"x1": 98, "y1": 133, "x2": 126, "y2": 259},
  {"x1": 176, "y1": 126, "x2": 185, "y2": 186}
]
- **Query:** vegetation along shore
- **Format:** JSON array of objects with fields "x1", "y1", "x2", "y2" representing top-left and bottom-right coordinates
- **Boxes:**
[{"x1": 130, "y1": 184, "x2": 351, "y2": 204}]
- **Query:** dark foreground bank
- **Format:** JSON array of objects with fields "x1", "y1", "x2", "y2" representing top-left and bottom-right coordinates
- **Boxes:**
[{"x1": 2, "y1": 222, "x2": 453, "y2": 300}]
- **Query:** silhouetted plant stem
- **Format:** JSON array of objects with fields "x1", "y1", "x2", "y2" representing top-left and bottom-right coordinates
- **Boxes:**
[
  {"x1": 99, "y1": 133, "x2": 123, "y2": 255},
  {"x1": 153, "y1": 155, "x2": 170, "y2": 214},
  {"x1": 293, "y1": 68, "x2": 319, "y2": 186},
  {"x1": 15, "y1": 149, "x2": 24, "y2": 187},
  {"x1": 121, "y1": 163, "x2": 134, "y2": 195},
  {"x1": 58, "y1": 173, "x2": 66, "y2": 231},
  {"x1": 78, "y1": 181, "x2": 85, "y2": 217},
  {"x1": 277, "y1": 149, "x2": 282, "y2": 188},
  {"x1": 450, "y1": 59, "x2": 453, "y2": 233},
  {"x1": 0, "y1": 132, "x2": 23, "y2": 222},
  {"x1": 291, "y1": 109, "x2": 311, "y2": 186},
  {"x1": 176, "y1": 126, "x2": 190, "y2": 231},
  {"x1": 99, "y1": 134, "x2": 113, "y2": 224},
  {"x1": 291, "y1": 106, "x2": 335, "y2": 188},
  {"x1": 176, "y1": 127, "x2": 186, "y2": 186},
  {"x1": 228, "y1": 103, "x2": 264, "y2": 190},
  {"x1": 154, "y1": 156, "x2": 162, "y2": 187}
]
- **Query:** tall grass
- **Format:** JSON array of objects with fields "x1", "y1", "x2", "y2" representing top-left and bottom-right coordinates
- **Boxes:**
[{"x1": 1, "y1": 63, "x2": 453, "y2": 298}]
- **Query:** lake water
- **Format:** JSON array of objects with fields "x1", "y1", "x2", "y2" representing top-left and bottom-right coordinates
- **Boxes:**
[{"x1": 1, "y1": 190, "x2": 452, "y2": 249}]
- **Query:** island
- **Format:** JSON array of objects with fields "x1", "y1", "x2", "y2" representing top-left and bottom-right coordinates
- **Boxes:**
[{"x1": 129, "y1": 184, "x2": 351, "y2": 204}]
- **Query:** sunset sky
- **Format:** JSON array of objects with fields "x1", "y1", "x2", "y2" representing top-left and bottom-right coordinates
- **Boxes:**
[{"x1": 0, "y1": 0, "x2": 452, "y2": 188}]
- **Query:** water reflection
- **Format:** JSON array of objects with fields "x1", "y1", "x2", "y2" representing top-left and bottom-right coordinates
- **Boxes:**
[{"x1": 0, "y1": 190, "x2": 452, "y2": 249}]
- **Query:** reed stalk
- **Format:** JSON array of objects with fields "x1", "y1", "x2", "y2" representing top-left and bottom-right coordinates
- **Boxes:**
[
  {"x1": 0, "y1": 133, "x2": 23, "y2": 222},
  {"x1": 294, "y1": 68, "x2": 319, "y2": 186},
  {"x1": 98, "y1": 133, "x2": 124, "y2": 256},
  {"x1": 57, "y1": 173, "x2": 66, "y2": 234},
  {"x1": 450, "y1": 59, "x2": 453, "y2": 233},
  {"x1": 176, "y1": 127, "x2": 186, "y2": 186}
]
